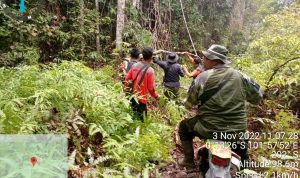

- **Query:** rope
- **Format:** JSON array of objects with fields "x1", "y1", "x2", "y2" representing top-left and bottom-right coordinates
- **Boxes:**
[{"x1": 179, "y1": 0, "x2": 198, "y2": 56}]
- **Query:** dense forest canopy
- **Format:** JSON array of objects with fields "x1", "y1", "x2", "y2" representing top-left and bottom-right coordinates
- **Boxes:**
[
  {"x1": 0, "y1": 0, "x2": 298, "y2": 64},
  {"x1": 0, "y1": 0, "x2": 299, "y2": 177}
]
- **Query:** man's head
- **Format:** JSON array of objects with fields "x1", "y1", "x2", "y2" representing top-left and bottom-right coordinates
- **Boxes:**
[
  {"x1": 166, "y1": 53, "x2": 179, "y2": 63},
  {"x1": 130, "y1": 48, "x2": 140, "y2": 59},
  {"x1": 201, "y1": 44, "x2": 229, "y2": 70},
  {"x1": 142, "y1": 47, "x2": 153, "y2": 61},
  {"x1": 193, "y1": 56, "x2": 202, "y2": 65}
]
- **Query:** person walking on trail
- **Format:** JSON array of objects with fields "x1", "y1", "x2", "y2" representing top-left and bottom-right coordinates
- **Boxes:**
[
  {"x1": 178, "y1": 44, "x2": 264, "y2": 171},
  {"x1": 153, "y1": 53, "x2": 185, "y2": 99},
  {"x1": 126, "y1": 48, "x2": 141, "y2": 73},
  {"x1": 183, "y1": 52, "x2": 204, "y2": 78},
  {"x1": 119, "y1": 48, "x2": 141, "y2": 82},
  {"x1": 124, "y1": 47, "x2": 159, "y2": 122}
]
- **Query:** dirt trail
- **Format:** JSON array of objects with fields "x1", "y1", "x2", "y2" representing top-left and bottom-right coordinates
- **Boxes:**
[{"x1": 158, "y1": 133, "x2": 205, "y2": 178}]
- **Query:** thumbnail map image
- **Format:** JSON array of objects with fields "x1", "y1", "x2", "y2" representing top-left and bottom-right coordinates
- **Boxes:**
[{"x1": 0, "y1": 135, "x2": 68, "y2": 178}]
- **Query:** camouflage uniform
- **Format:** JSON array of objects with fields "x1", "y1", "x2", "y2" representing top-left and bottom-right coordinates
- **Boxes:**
[{"x1": 179, "y1": 63, "x2": 264, "y2": 168}]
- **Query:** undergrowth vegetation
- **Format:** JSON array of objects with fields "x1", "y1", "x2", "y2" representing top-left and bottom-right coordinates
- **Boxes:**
[
  {"x1": 234, "y1": 4, "x2": 300, "y2": 174},
  {"x1": 0, "y1": 61, "x2": 186, "y2": 177},
  {"x1": 0, "y1": 2, "x2": 299, "y2": 177}
]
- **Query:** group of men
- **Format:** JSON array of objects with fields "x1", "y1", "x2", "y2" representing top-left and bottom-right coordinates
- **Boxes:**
[
  {"x1": 121, "y1": 48, "x2": 203, "y2": 109},
  {"x1": 121, "y1": 45, "x2": 264, "y2": 171}
]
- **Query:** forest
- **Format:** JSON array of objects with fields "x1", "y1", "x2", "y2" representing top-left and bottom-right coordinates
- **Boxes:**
[{"x1": 0, "y1": 0, "x2": 299, "y2": 177}]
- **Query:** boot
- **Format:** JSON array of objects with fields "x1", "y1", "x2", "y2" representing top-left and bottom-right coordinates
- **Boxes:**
[{"x1": 178, "y1": 140, "x2": 196, "y2": 168}]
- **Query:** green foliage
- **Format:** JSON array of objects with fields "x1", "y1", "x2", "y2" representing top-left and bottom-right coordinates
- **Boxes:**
[
  {"x1": 123, "y1": 20, "x2": 154, "y2": 48},
  {"x1": 101, "y1": 120, "x2": 172, "y2": 176},
  {"x1": 121, "y1": 3, "x2": 154, "y2": 49},
  {"x1": 164, "y1": 100, "x2": 186, "y2": 124},
  {"x1": 0, "y1": 0, "x2": 115, "y2": 65},
  {"x1": 253, "y1": 0, "x2": 283, "y2": 18},
  {"x1": 236, "y1": 4, "x2": 300, "y2": 174},
  {"x1": 3, "y1": 45, "x2": 40, "y2": 65},
  {"x1": 0, "y1": 61, "x2": 179, "y2": 176},
  {"x1": 225, "y1": 31, "x2": 249, "y2": 54},
  {"x1": 236, "y1": 4, "x2": 300, "y2": 87},
  {"x1": 252, "y1": 110, "x2": 299, "y2": 174},
  {"x1": 2, "y1": 0, "x2": 299, "y2": 176},
  {"x1": 168, "y1": 0, "x2": 206, "y2": 49},
  {"x1": 0, "y1": 62, "x2": 131, "y2": 134},
  {"x1": 103, "y1": 125, "x2": 171, "y2": 168},
  {"x1": 199, "y1": 0, "x2": 234, "y2": 45}
]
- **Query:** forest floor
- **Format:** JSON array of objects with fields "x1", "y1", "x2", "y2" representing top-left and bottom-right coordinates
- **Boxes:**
[
  {"x1": 159, "y1": 140, "x2": 204, "y2": 178},
  {"x1": 158, "y1": 116, "x2": 266, "y2": 178},
  {"x1": 158, "y1": 108, "x2": 204, "y2": 178},
  {"x1": 68, "y1": 65, "x2": 298, "y2": 177}
]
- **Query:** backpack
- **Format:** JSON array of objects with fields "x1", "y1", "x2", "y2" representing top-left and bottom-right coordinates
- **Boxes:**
[
  {"x1": 125, "y1": 64, "x2": 149, "y2": 94},
  {"x1": 126, "y1": 60, "x2": 138, "y2": 73}
]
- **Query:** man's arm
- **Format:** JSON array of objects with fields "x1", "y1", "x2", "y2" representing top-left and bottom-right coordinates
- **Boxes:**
[
  {"x1": 118, "y1": 61, "x2": 128, "y2": 74},
  {"x1": 178, "y1": 65, "x2": 185, "y2": 77},
  {"x1": 184, "y1": 74, "x2": 207, "y2": 108},
  {"x1": 242, "y1": 73, "x2": 264, "y2": 104},
  {"x1": 147, "y1": 72, "x2": 159, "y2": 99},
  {"x1": 184, "y1": 52, "x2": 194, "y2": 64},
  {"x1": 153, "y1": 57, "x2": 167, "y2": 70},
  {"x1": 124, "y1": 68, "x2": 133, "y2": 88},
  {"x1": 184, "y1": 70, "x2": 212, "y2": 108},
  {"x1": 183, "y1": 67, "x2": 200, "y2": 78}
]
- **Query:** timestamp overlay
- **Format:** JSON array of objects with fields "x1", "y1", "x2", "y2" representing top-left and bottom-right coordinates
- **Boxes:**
[
  {"x1": 0, "y1": 134, "x2": 68, "y2": 178},
  {"x1": 212, "y1": 131, "x2": 299, "y2": 177}
]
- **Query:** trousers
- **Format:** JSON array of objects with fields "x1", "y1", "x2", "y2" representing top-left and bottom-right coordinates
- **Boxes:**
[
  {"x1": 130, "y1": 98, "x2": 147, "y2": 122},
  {"x1": 178, "y1": 115, "x2": 249, "y2": 169}
]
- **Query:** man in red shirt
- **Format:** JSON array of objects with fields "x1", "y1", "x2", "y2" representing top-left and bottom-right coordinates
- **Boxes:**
[{"x1": 124, "y1": 47, "x2": 159, "y2": 122}]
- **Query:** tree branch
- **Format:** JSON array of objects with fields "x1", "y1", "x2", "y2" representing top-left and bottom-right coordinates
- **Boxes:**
[
  {"x1": 266, "y1": 56, "x2": 300, "y2": 91},
  {"x1": 154, "y1": 49, "x2": 199, "y2": 58}
]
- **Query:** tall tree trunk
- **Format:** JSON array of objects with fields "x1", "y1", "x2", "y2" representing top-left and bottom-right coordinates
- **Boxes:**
[
  {"x1": 80, "y1": 0, "x2": 85, "y2": 58},
  {"x1": 95, "y1": 0, "x2": 100, "y2": 52},
  {"x1": 116, "y1": 0, "x2": 125, "y2": 49},
  {"x1": 229, "y1": 0, "x2": 246, "y2": 32},
  {"x1": 133, "y1": 0, "x2": 140, "y2": 9}
]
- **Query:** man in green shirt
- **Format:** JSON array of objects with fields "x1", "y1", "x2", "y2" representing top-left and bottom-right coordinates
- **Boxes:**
[{"x1": 178, "y1": 44, "x2": 264, "y2": 169}]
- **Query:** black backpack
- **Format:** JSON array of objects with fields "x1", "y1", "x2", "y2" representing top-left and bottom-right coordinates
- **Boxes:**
[{"x1": 126, "y1": 60, "x2": 138, "y2": 73}]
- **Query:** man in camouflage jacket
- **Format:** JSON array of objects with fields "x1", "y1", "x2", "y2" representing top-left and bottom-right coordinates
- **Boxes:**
[{"x1": 178, "y1": 44, "x2": 264, "y2": 170}]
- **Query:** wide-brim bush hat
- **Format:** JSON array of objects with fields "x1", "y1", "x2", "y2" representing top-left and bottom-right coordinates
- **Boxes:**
[
  {"x1": 202, "y1": 44, "x2": 230, "y2": 64},
  {"x1": 167, "y1": 53, "x2": 179, "y2": 63}
]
